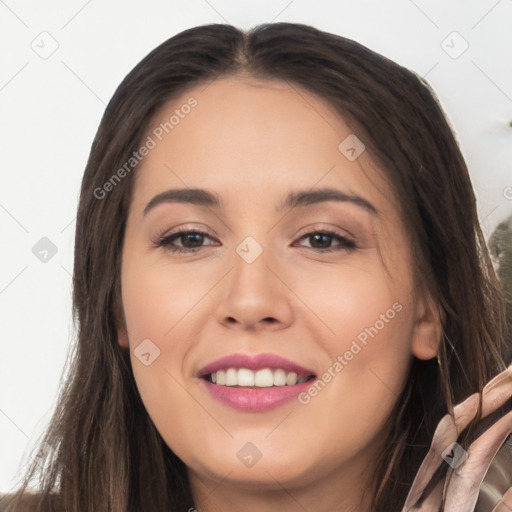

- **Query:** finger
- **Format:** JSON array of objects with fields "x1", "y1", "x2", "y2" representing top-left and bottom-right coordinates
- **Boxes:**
[
  {"x1": 404, "y1": 479, "x2": 443, "y2": 512},
  {"x1": 452, "y1": 365, "x2": 512, "y2": 434},
  {"x1": 402, "y1": 392, "x2": 480, "y2": 511},
  {"x1": 444, "y1": 409, "x2": 512, "y2": 511},
  {"x1": 402, "y1": 366, "x2": 512, "y2": 511},
  {"x1": 491, "y1": 485, "x2": 512, "y2": 512}
]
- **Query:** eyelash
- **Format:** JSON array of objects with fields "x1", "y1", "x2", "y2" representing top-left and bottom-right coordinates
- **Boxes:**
[{"x1": 155, "y1": 227, "x2": 358, "y2": 254}]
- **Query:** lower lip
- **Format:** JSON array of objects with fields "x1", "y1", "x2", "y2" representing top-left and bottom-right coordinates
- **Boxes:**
[{"x1": 200, "y1": 378, "x2": 315, "y2": 411}]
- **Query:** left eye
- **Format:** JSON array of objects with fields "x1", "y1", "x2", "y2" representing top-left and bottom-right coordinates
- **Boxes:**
[
  {"x1": 156, "y1": 229, "x2": 357, "y2": 254},
  {"x1": 294, "y1": 230, "x2": 357, "y2": 252}
]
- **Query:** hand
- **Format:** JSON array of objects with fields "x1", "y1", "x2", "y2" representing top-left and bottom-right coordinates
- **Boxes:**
[{"x1": 401, "y1": 365, "x2": 512, "y2": 512}]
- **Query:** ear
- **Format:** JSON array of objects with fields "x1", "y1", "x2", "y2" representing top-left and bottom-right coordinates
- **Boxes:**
[
  {"x1": 411, "y1": 291, "x2": 443, "y2": 361},
  {"x1": 114, "y1": 298, "x2": 130, "y2": 349}
]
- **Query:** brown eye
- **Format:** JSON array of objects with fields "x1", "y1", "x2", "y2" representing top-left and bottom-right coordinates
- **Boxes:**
[
  {"x1": 295, "y1": 229, "x2": 357, "y2": 252},
  {"x1": 156, "y1": 228, "x2": 357, "y2": 254},
  {"x1": 157, "y1": 229, "x2": 216, "y2": 253}
]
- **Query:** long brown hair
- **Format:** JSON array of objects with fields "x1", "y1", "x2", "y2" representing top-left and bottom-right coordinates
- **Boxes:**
[{"x1": 3, "y1": 22, "x2": 510, "y2": 512}]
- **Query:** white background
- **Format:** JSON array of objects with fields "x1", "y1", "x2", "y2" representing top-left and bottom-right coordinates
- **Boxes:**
[{"x1": 1, "y1": 0, "x2": 511, "y2": 493}]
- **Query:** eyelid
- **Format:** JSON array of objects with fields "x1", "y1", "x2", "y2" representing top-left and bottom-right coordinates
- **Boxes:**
[
  {"x1": 155, "y1": 223, "x2": 358, "y2": 255},
  {"x1": 155, "y1": 223, "x2": 218, "y2": 241},
  {"x1": 291, "y1": 227, "x2": 357, "y2": 252},
  {"x1": 156, "y1": 223, "x2": 354, "y2": 244},
  {"x1": 153, "y1": 225, "x2": 219, "y2": 255},
  {"x1": 294, "y1": 223, "x2": 355, "y2": 241},
  {"x1": 155, "y1": 226, "x2": 218, "y2": 245}
]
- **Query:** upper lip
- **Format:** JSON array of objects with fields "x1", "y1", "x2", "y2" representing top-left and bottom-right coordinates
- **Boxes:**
[{"x1": 197, "y1": 353, "x2": 316, "y2": 378}]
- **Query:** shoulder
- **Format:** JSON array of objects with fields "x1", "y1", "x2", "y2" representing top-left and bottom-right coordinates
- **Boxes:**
[{"x1": 0, "y1": 493, "x2": 64, "y2": 512}]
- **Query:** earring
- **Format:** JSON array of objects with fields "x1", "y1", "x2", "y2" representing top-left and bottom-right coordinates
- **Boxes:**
[{"x1": 436, "y1": 353, "x2": 441, "y2": 366}]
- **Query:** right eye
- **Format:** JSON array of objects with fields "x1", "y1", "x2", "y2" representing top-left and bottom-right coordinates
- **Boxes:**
[{"x1": 156, "y1": 229, "x2": 218, "y2": 253}]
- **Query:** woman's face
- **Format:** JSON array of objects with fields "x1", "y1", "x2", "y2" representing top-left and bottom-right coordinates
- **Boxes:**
[{"x1": 117, "y1": 76, "x2": 440, "y2": 508}]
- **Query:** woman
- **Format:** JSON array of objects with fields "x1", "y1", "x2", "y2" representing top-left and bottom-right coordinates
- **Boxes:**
[{"x1": 2, "y1": 22, "x2": 511, "y2": 512}]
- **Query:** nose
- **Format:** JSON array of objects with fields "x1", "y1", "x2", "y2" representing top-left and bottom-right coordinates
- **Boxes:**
[{"x1": 214, "y1": 246, "x2": 294, "y2": 332}]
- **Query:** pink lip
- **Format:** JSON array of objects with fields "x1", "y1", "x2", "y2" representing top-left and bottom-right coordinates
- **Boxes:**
[
  {"x1": 200, "y1": 378, "x2": 315, "y2": 411},
  {"x1": 197, "y1": 353, "x2": 317, "y2": 412},
  {"x1": 197, "y1": 352, "x2": 315, "y2": 377}
]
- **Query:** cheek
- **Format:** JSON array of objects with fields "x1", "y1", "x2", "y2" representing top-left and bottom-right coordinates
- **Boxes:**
[
  {"x1": 292, "y1": 261, "x2": 414, "y2": 435},
  {"x1": 120, "y1": 256, "x2": 201, "y2": 422},
  {"x1": 121, "y1": 255, "x2": 208, "y2": 345},
  {"x1": 291, "y1": 257, "x2": 412, "y2": 353}
]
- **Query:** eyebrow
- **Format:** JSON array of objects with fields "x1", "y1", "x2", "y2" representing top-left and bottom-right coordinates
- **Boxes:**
[{"x1": 143, "y1": 187, "x2": 379, "y2": 217}]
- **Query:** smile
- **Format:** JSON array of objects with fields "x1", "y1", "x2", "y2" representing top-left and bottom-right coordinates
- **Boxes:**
[
  {"x1": 197, "y1": 353, "x2": 317, "y2": 411},
  {"x1": 206, "y1": 368, "x2": 314, "y2": 387}
]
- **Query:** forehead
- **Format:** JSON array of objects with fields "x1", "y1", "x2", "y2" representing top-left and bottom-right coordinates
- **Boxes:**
[{"x1": 131, "y1": 76, "x2": 393, "y2": 218}]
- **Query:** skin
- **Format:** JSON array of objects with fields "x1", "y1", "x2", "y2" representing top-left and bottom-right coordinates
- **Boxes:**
[
  {"x1": 404, "y1": 367, "x2": 512, "y2": 511},
  {"x1": 116, "y1": 76, "x2": 441, "y2": 512}
]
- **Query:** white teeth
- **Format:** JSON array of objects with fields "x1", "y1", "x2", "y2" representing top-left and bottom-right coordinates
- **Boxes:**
[
  {"x1": 254, "y1": 368, "x2": 274, "y2": 387},
  {"x1": 286, "y1": 371, "x2": 298, "y2": 386},
  {"x1": 216, "y1": 370, "x2": 226, "y2": 385},
  {"x1": 237, "y1": 368, "x2": 255, "y2": 386},
  {"x1": 225, "y1": 368, "x2": 238, "y2": 386},
  {"x1": 273, "y1": 369, "x2": 287, "y2": 386},
  {"x1": 208, "y1": 367, "x2": 311, "y2": 387}
]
